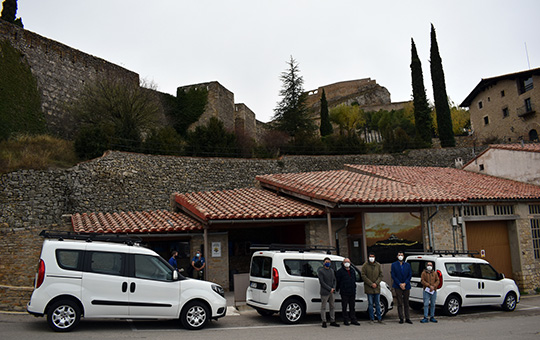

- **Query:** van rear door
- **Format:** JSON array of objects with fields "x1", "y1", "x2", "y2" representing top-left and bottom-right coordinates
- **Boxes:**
[{"x1": 248, "y1": 255, "x2": 273, "y2": 304}]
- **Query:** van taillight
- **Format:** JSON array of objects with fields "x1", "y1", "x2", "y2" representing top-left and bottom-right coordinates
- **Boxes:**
[
  {"x1": 36, "y1": 259, "x2": 45, "y2": 289},
  {"x1": 272, "y1": 267, "x2": 279, "y2": 291},
  {"x1": 436, "y1": 269, "x2": 443, "y2": 289}
]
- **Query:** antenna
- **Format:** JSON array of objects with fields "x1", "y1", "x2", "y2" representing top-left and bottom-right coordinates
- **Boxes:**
[{"x1": 525, "y1": 42, "x2": 531, "y2": 70}]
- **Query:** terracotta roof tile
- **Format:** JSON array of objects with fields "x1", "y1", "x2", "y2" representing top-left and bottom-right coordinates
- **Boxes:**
[
  {"x1": 72, "y1": 209, "x2": 202, "y2": 233},
  {"x1": 175, "y1": 188, "x2": 325, "y2": 221},
  {"x1": 490, "y1": 143, "x2": 540, "y2": 153},
  {"x1": 256, "y1": 165, "x2": 540, "y2": 205}
]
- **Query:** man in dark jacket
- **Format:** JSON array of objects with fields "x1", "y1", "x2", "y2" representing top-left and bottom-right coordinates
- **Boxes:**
[
  {"x1": 391, "y1": 251, "x2": 413, "y2": 324},
  {"x1": 336, "y1": 258, "x2": 360, "y2": 326},
  {"x1": 317, "y1": 257, "x2": 340, "y2": 328}
]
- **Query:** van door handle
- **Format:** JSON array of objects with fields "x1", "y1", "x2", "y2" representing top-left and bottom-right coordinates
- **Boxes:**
[
  {"x1": 478, "y1": 282, "x2": 481, "y2": 289},
  {"x1": 130, "y1": 282, "x2": 136, "y2": 293},
  {"x1": 122, "y1": 282, "x2": 128, "y2": 293}
]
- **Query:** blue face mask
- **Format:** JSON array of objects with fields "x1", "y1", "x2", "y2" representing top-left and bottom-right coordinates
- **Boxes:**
[{"x1": 324, "y1": 262, "x2": 331, "y2": 268}]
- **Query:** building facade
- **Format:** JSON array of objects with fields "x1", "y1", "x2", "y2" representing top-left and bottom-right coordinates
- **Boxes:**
[{"x1": 460, "y1": 68, "x2": 540, "y2": 144}]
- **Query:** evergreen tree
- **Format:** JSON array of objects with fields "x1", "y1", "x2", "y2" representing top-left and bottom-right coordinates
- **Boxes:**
[
  {"x1": 430, "y1": 24, "x2": 455, "y2": 147},
  {"x1": 319, "y1": 89, "x2": 333, "y2": 136},
  {"x1": 272, "y1": 56, "x2": 316, "y2": 139},
  {"x1": 0, "y1": 0, "x2": 23, "y2": 27},
  {"x1": 410, "y1": 38, "x2": 432, "y2": 146}
]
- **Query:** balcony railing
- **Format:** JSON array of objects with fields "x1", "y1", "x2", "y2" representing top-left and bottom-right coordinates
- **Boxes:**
[{"x1": 517, "y1": 102, "x2": 536, "y2": 117}]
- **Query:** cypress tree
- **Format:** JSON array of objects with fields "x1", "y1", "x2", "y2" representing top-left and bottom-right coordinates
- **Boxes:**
[
  {"x1": 430, "y1": 24, "x2": 455, "y2": 147},
  {"x1": 319, "y1": 89, "x2": 333, "y2": 136},
  {"x1": 410, "y1": 38, "x2": 432, "y2": 146}
]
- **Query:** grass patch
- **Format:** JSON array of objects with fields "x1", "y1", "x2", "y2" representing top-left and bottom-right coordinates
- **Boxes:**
[{"x1": 0, "y1": 134, "x2": 79, "y2": 173}]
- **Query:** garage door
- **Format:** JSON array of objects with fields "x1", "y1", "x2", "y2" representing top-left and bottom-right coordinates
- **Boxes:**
[{"x1": 465, "y1": 221, "x2": 513, "y2": 279}]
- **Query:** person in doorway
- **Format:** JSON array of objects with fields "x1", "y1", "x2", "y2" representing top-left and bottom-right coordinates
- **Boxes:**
[
  {"x1": 168, "y1": 250, "x2": 178, "y2": 269},
  {"x1": 361, "y1": 252, "x2": 384, "y2": 324},
  {"x1": 191, "y1": 250, "x2": 206, "y2": 280},
  {"x1": 391, "y1": 251, "x2": 413, "y2": 324},
  {"x1": 317, "y1": 257, "x2": 340, "y2": 328},
  {"x1": 336, "y1": 258, "x2": 360, "y2": 326},
  {"x1": 420, "y1": 261, "x2": 440, "y2": 323}
]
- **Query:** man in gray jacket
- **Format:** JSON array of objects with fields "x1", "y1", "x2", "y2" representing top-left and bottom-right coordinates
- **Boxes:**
[{"x1": 317, "y1": 257, "x2": 340, "y2": 328}]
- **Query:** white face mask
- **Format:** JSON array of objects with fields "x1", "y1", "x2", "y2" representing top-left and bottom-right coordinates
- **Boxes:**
[
  {"x1": 369, "y1": 257, "x2": 375, "y2": 263},
  {"x1": 398, "y1": 255, "x2": 404, "y2": 261},
  {"x1": 344, "y1": 262, "x2": 351, "y2": 268},
  {"x1": 426, "y1": 266, "x2": 433, "y2": 271}
]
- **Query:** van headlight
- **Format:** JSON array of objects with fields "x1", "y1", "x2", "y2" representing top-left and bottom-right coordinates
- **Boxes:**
[{"x1": 212, "y1": 284, "x2": 225, "y2": 297}]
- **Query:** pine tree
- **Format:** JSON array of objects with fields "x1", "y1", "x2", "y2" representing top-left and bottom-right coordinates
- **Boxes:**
[
  {"x1": 410, "y1": 38, "x2": 432, "y2": 146},
  {"x1": 319, "y1": 89, "x2": 333, "y2": 136},
  {"x1": 430, "y1": 24, "x2": 455, "y2": 147},
  {"x1": 272, "y1": 56, "x2": 316, "y2": 139},
  {"x1": 0, "y1": 0, "x2": 23, "y2": 27}
]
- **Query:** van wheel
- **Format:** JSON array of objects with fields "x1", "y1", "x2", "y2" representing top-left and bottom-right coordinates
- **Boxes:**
[
  {"x1": 502, "y1": 292, "x2": 517, "y2": 311},
  {"x1": 443, "y1": 295, "x2": 461, "y2": 316},
  {"x1": 379, "y1": 297, "x2": 388, "y2": 317},
  {"x1": 47, "y1": 299, "x2": 81, "y2": 332},
  {"x1": 181, "y1": 301, "x2": 209, "y2": 330},
  {"x1": 280, "y1": 298, "x2": 304, "y2": 324}
]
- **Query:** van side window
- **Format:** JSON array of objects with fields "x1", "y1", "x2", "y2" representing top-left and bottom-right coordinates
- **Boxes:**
[
  {"x1": 408, "y1": 260, "x2": 426, "y2": 277},
  {"x1": 457, "y1": 263, "x2": 475, "y2": 278},
  {"x1": 88, "y1": 251, "x2": 124, "y2": 276},
  {"x1": 134, "y1": 254, "x2": 173, "y2": 281},
  {"x1": 56, "y1": 249, "x2": 82, "y2": 271},
  {"x1": 304, "y1": 260, "x2": 323, "y2": 278},
  {"x1": 478, "y1": 263, "x2": 498, "y2": 280},
  {"x1": 284, "y1": 260, "x2": 303, "y2": 276},
  {"x1": 251, "y1": 256, "x2": 272, "y2": 279},
  {"x1": 445, "y1": 263, "x2": 459, "y2": 276}
]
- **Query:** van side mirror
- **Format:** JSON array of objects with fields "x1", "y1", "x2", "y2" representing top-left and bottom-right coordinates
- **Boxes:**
[
  {"x1": 498, "y1": 273, "x2": 505, "y2": 280},
  {"x1": 173, "y1": 270, "x2": 179, "y2": 281}
]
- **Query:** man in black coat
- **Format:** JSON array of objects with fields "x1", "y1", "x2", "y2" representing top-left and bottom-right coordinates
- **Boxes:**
[{"x1": 336, "y1": 258, "x2": 360, "y2": 326}]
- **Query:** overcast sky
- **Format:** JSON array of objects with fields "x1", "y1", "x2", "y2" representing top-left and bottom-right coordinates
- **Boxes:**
[{"x1": 17, "y1": 0, "x2": 540, "y2": 123}]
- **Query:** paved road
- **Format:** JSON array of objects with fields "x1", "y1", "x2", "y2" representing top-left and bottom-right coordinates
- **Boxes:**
[{"x1": 2, "y1": 295, "x2": 540, "y2": 339}]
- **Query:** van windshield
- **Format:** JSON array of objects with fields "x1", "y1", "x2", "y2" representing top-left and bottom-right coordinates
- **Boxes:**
[{"x1": 250, "y1": 256, "x2": 272, "y2": 279}]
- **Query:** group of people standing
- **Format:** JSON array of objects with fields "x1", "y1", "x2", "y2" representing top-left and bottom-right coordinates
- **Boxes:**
[
  {"x1": 317, "y1": 251, "x2": 440, "y2": 328},
  {"x1": 169, "y1": 249, "x2": 206, "y2": 279}
]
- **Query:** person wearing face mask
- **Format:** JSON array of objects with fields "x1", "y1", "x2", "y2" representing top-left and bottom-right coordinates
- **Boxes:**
[
  {"x1": 361, "y1": 252, "x2": 384, "y2": 323},
  {"x1": 317, "y1": 257, "x2": 340, "y2": 328},
  {"x1": 191, "y1": 250, "x2": 206, "y2": 280},
  {"x1": 336, "y1": 258, "x2": 360, "y2": 326},
  {"x1": 391, "y1": 251, "x2": 413, "y2": 324},
  {"x1": 420, "y1": 261, "x2": 440, "y2": 323}
]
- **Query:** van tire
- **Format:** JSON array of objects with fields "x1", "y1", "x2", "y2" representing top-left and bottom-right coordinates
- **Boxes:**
[
  {"x1": 47, "y1": 299, "x2": 81, "y2": 332},
  {"x1": 502, "y1": 292, "x2": 517, "y2": 311},
  {"x1": 280, "y1": 298, "x2": 304, "y2": 324},
  {"x1": 443, "y1": 294, "x2": 461, "y2": 316},
  {"x1": 181, "y1": 301, "x2": 209, "y2": 330}
]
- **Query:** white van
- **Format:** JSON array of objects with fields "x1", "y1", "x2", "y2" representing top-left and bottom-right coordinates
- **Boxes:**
[
  {"x1": 246, "y1": 248, "x2": 393, "y2": 324},
  {"x1": 27, "y1": 231, "x2": 227, "y2": 332},
  {"x1": 406, "y1": 253, "x2": 520, "y2": 316}
]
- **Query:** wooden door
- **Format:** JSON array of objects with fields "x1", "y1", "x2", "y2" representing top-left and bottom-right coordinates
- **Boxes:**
[{"x1": 465, "y1": 221, "x2": 513, "y2": 279}]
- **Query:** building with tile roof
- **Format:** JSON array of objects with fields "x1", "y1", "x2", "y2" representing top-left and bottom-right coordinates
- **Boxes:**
[
  {"x1": 463, "y1": 143, "x2": 540, "y2": 186},
  {"x1": 459, "y1": 68, "x2": 540, "y2": 144},
  {"x1": 69, "y1": 164, "x2": 540, "y2": 293}
]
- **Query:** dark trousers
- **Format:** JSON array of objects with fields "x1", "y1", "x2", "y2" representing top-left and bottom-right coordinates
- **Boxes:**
[
  {"x1": 395, "y1": 288, "x2": 410, "y2": 321},
  {"x1": 340, "y1": 294, "x2": 357, "y2": 322}
]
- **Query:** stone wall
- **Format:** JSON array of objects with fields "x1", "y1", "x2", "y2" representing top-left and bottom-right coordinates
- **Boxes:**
[
  {"x1": 234, "y1": 103, "x2": 257, "y2": 140},
  {"x1": 0, "y1": 21, "x2": 140, "y2": 138}
]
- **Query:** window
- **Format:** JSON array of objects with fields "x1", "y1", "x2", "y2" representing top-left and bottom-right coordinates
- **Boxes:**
[
  {"x1": 502, "y1": 107, "x2": 509, "y2": 118},
  {"x1": 479, "y1": 164, "x2": 485, "y2": 171},
  {"x1": 56, "y1": 250, "x2": 82, "y2": 271},
  {"x1": 494, "y1": 205, "x2": 514, "y2": 215},
  {"x1": 501, "y1": 90, "x2": 505, "y2": 97},
  {"x1": 250, "y1": 256, "x2": 272, "y2": 278},
  {"x1": 445, "y1": 263, "x2": 459, "y2": 276},
  {"x1": 88, "y1": 251, "x2": 124, "y2": 276},
  {"x1": 408, "y1": 260, "x2": 431, "y2": 278},
  {"x1": 464, "y1": 205, "x2": 487, "y2": 216},
  {"x1": 532, "y1": 218, "x2": 540, "y2": 259},
  {"x1": 304, "y1": 260, "x2": 324, "y2": 278},
  {"x1": 530, "y1": 204, "x2": 540, "y2": 215},
  {"x1": 518, "y1": 76, "x2": 533, "y2": 94},
  {"x1": 478, "y1": 101, "x2": 483, "y2": 109},
  {"x1": 525, "y1": 98, "x2": 533, "y2": 112},
  {"x1": 478, "y1": 263, "x2": 498, "y2": 280},
  {"x1": 134, "y1": 254, "x2": 173, "y2": 281},
  {"x1": 483, "y1": 116, "x2": 489, "y2": 125},
  {"x1": 284, "y1": 259, "x2": 303, "y2": 276}
]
